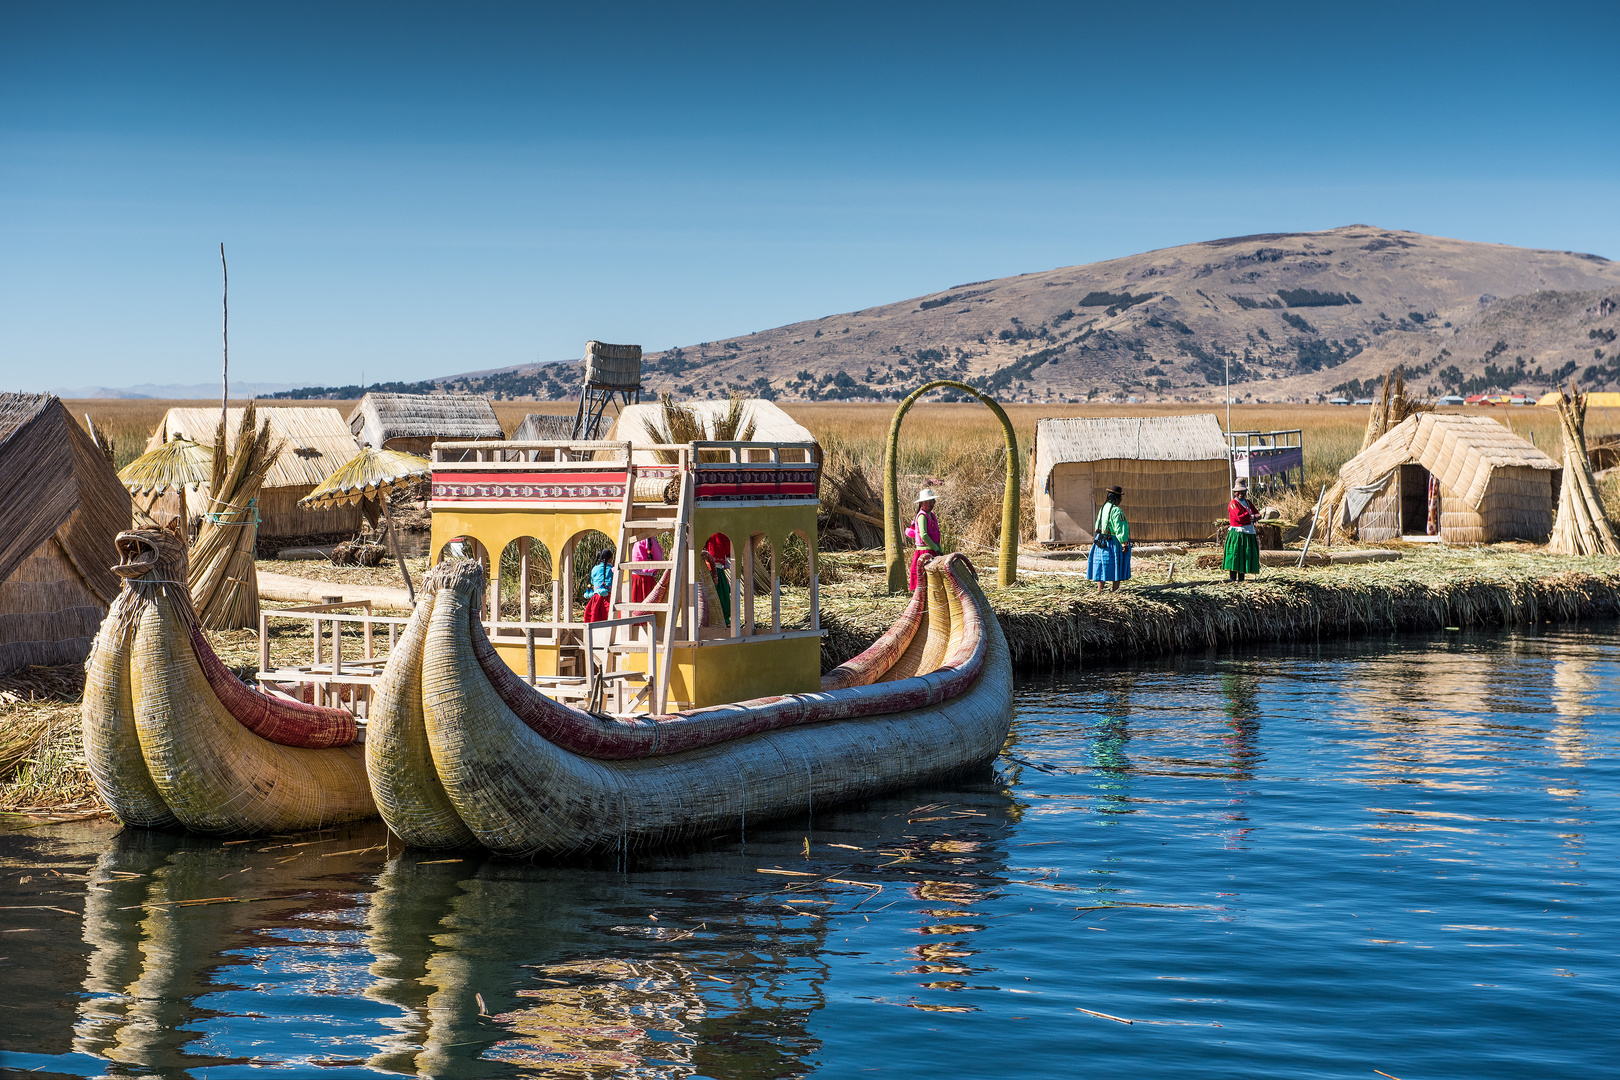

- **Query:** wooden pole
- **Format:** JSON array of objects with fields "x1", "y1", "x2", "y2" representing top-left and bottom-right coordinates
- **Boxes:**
[
  {"x1": 220, "y1": 243, "x2": 229, "y2": 425},
  {"x1": 381, "y1": 496, "x2": 416, "y2": 602}
]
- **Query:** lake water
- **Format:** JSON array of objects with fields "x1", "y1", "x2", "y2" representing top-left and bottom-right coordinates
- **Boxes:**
[{"x1": 2, "y1": 626, "x2": 1617, "y2": 1078}]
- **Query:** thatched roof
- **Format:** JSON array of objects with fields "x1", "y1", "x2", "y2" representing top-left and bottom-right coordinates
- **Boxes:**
[
  {"x1": 511, "y1": 413, "x2": 576, "y2": 441},
  {"x1": 1340, "y1": 412, "x2": 1559, "y2": 510},
  {"x1": 347, "y1": 393, "x2": 502, "y2": 449},
  {"x1": 1034, "y1": 414, "x2": 1228, "y2": 482},
  {"x1": 0, "y1": 393, "x2": 130, "y2": 603},
  {"x1": 609, "y1": 399, "x2": 816, "y2": 448},
  {"x1": 146, "y1": 406, "x2": 358, "y2": 490}
]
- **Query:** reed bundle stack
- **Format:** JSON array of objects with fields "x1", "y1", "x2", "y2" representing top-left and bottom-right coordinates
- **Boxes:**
[
  {"x1": 140, "y1": 406, "x2": 361, "y2": 537},
  {"x1": 1031, "y1": 414, "x2": 1229, "y2": 543},
  {"x1": 632, "y1": 392, "x2": 760, "y2": 463},
  {"x1": 0, "y1": 393, "x2": 131, "y2": 671},
  {"x1": 1546, "y1": 384, "x2": 1620, "y2": 556},
  {"x1": 188, "y1": 404, "x2": 282, "y2": 630}
]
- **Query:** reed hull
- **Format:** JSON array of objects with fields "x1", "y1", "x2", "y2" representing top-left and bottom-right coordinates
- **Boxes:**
[
  {"x1": 81, "y1": 527, "x2": 376, "y2": 836},
  {"x1": 370, "y1": 554, "x2": 1013, "y2": 856}
]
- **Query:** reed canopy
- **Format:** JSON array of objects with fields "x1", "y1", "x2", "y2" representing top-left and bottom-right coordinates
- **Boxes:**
[
  {"x1": 0, "y1": 393, "x2": 132, "y2": 671},
  {"x1": 1338, "y1": 412, "x2": 1560, "y2": 544},
  {"x1": 117, "y1": 437, "x2": 213, "y2": 496},
  {"x1": 299, "y1": 447, "x2": 430, "y2": 509},
  {"x1": 1032, "y1": 414, "x2": 1230, "y2": 543},
  {"x1": 300, "y1": 446, "x2": 430, "y2": 600}
]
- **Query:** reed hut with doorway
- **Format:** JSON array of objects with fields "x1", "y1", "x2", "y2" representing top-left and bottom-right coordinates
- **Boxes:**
[
  {"x1": 346, "y1": 392, "x2": 503, "y2": 457},
  {"x1": 1337, "y1": 412, "x2": 1560, "y2": 543},
  {"x1": 141, "y1": 406, "x2": 362, "y2": 538},
  {"x1": 1032, "y1": 414, "x2": 1230, "y2": 543},
  {"x1": 0, "y1": 393, "x2": 131, "y2": 671}
]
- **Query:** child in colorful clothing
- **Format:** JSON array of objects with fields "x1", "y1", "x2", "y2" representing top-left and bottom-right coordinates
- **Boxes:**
[
  {"x1": 1087, "y1": 485, "x2": 1131, "y2": 592},
  {"x1": 1223, "y1": 480, "x2": 1260, "y2": 582},
  {"x1": 583, "y1": 549, "x2": 613, "y2": 622},
  {"x1": 904, "y1": 487, "x2": 943, "y2": 592}
]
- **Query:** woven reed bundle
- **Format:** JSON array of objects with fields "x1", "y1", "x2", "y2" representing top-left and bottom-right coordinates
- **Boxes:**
[
  {"x1": 366, "y1": 552, "x2": 1011, "y2": 855},
  {"x1": 188, "y1": 403, "x2": 282, "y2": 629},
  {"x1": 81, "y1": 524, "x2": 376, "y2": 835},
  {"x1": 1547, "y1": 383, "x2": 1620, "y2": 556}
]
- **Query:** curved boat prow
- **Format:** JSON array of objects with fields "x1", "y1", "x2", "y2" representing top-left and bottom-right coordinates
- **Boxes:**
[
  {"x1": 368, "y1": 551, "x2": 1012, "y2": 855},
  {"x1": 82, "y1": 526, "x2": 376, "y2": 835}
]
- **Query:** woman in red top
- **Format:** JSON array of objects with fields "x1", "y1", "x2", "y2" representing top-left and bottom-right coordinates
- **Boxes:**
[
  {"x1": 1223, "y1": 479, "x2": 1260, "y2": 582},
  {"x1": 704, "y1": 533, "x2": 732, "y2": 627}
]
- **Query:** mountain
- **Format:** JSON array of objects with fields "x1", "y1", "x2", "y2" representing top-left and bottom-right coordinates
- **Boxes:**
[
  {"x1": 54, "y1": 381, "x2": 302, "y2": 400},
  {"x1": 282, "y1": 225, "x2": 1620, "y2": 404},
  {"x1": 623, "y1": 225, "x2": 1620, "y2": 403}
]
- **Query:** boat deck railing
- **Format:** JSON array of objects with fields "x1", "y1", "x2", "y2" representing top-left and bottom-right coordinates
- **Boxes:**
[{"x1": 257, "y1": 601, "x2": 657, "y2": 717}]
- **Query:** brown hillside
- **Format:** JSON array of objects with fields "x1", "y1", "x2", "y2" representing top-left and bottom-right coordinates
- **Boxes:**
[{"x1": 427, "y1": 225, "x2": 1620, "y2": 403}]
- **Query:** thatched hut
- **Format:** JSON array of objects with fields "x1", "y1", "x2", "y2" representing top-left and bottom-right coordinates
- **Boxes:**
[
  {"x1": 0, "y1": 394, "x2": 131, "y2": 671},
  {"x1": 142, "y1": 407, "x2": 362, "y2": 538},
  {"x1": 347, "y1": 392, "x2": 503, "y2": 456},
  {"x1": 1032, "y1": 414, "x2": 1230, "y2": 543},
  {"x1": 1337, "y1": 412, "x2": 1560, "y2": 543},
  {"x1": 510, "y1": 413, "x2": 576, "y2": 442}
]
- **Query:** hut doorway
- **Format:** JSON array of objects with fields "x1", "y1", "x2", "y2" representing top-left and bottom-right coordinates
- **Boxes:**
[{"x1": 1399, "y1": 463, "x2": 1432, "y2": 536}]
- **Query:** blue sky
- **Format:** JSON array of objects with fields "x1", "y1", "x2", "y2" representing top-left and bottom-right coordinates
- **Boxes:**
[{"x1": 2, "y1": 1, "x2": 1616, "y2": 392}]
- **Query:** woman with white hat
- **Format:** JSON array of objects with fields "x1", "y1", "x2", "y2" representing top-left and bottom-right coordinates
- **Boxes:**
[
  {"x1": 1224, "y1": 479, "x2": 1260, "y2": 582},
  {"x1": 904, "y1": 487, "x2": 943, "y2": 591},
  {"x1": 1087, "y1": 485, "x2": 1132, "y2": 592}
]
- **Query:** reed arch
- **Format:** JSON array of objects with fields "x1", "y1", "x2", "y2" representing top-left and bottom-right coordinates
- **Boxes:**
[{"x1": 883, "y1": 380, "x2": 1019, "y2": 593}]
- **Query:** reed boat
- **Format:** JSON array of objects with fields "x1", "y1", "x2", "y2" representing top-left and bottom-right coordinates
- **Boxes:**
[
  {"x1": 82, "y1": 524, "x2": 375, "y2": 835},
  {"x1": 368, "y1": 550, "x2": 1011, "y2": 855}
]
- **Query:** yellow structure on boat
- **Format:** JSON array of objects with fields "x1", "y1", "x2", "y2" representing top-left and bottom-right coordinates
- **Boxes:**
[{"x1": 427, "y1": 413, "x2": 822, "y2": 713}]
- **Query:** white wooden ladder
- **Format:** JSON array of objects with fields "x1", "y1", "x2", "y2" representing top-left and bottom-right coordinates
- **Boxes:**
[{"x1": 608, "y1": 459, "x2": 692, "y2": 714}]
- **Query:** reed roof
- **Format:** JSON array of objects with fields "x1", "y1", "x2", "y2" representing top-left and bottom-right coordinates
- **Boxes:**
[
  {"x1": 1340, "y1": 412, "x2": 1559, "y2": 510},
  {"x1": 0, "y1": 393, "x2": 130, "y2": 603},
  {"x1": 1034, "y1": 414, "x2": 1229, "y2": 482},
  {"x1": 511, "y1": 413, "x2": 576, "y2": 441},
  {"x1": 301, "y1": 447, "x2": 430, "y2": 509},
  {"x1": 609, "y1": 399, "x2": 817, "y2": 447},
  {"x1": 146, "y1": 407, "x2": 358, "y2": 490},
  {"x1": 347, "y1": 392, "x2": 502, "y2": 448}
]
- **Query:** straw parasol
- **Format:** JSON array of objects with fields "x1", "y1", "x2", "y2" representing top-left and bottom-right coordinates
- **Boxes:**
[
  {"x1": 117, "y1": 437, "x2": 214, "y2": 539},
  {"x1": 299, "y1": 447, "x2": 430, "y2": 601}
]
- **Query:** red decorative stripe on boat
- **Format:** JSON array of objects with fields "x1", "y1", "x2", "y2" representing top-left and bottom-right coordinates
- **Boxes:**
[{"x1": 186, "y1": 622, "x2": 358, "y2": 748}]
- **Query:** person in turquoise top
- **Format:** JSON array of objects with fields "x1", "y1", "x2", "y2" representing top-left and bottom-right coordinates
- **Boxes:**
[
  {"x1": 1087, "y1": 485, "x2": 1132, "y2": 592},
  {"x1": 583, "y1": 549, "x2": 613, "y2": 623}
]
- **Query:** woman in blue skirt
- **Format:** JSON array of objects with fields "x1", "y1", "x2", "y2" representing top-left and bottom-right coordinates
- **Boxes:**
[{"x1": 1088, "y1": 485, "x2": 1132, "y2": 592}]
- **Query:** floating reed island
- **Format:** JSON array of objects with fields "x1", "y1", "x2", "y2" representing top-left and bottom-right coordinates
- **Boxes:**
[{"x1": 812, "y1": 545, "x2": 1620, "y2": 671}]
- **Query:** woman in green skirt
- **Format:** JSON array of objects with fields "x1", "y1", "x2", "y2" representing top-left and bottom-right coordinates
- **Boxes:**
[{"x1": 1224, "y1": 479, "x2": 1260, "y2": 582}]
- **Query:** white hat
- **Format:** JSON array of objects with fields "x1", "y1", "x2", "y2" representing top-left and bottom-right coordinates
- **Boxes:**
[{"x1": 916, "y1": 487, "x2": 939, "y2": 503}]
